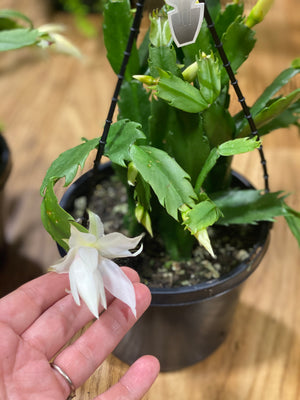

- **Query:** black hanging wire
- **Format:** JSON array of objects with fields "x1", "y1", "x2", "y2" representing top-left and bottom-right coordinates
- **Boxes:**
[
  {"x1": 92, "y1": 0, "x2": 145, "y2": 171},
  {"x1": 202, "y1": 2, "x2": 270, "y2": 192},
  {"x1": 82, "y1": 0, "x2": 145, "y2": 223}
]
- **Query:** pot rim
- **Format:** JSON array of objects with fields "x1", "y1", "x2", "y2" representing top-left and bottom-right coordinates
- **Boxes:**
[
  {"x1": 0, "y1": 134, "x2": 12, "y2": 190},
  {"x1": 59, "y1": 162, "x2": 271, "y2": 306}
]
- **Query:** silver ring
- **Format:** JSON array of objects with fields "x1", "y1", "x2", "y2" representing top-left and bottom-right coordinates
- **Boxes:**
[{"x1": 50, "y1": 362, "x2": 76, "y2": 399}]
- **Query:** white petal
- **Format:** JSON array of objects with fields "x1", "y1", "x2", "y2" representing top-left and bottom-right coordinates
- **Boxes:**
[
  {"x1": 97, "y1": 233, "x2": 144, "y2": 259},
  {"x1": 38, "y1": 23, "x2": 66, "y2": 34},
  {"x1": 69, "y1": 224, "x2": 97, "y2": 248},
  {"x1": 99, "y1": 258, "x2": 136, "y2": 317},
  {"x1": 69, "y1": 263, "x2": 81, "y2": 306},
  {"x1": 88, "y1": 210, "x2": 104, "y2": 238},
  {"x1": 69, "y1": 247, "x2": 103, "y2": 318},
  {"x1": 49, "y1": 247, "x2": 77, "y2": 273},
  {"x1": 48, "y1": 32, "x2": 82, "y2": 59}
]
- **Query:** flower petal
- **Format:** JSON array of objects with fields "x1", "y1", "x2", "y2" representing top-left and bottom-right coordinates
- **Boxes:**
[
  {"x1": 69, "y1": 247, "x2": 103, "y2": 318},
  {"x1": 99, "y1": 258, "x2": 137, "y2": 317},
  {"x1": 69, "y1": 224, "x2": 97, "y2": 248},
  {"x1": 88, "y1": 210, "x2": 104, "y2": 238},
  {"x1": 49, "y1": 247, "x2": 77, "y2": 273},
  {"x1": 97, "y1": 232, "x2": 144, "y2": 259}
]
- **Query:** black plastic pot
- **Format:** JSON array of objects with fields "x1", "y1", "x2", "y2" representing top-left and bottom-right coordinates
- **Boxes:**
[
  {"x1": 0, "y1": 134, "x2": 12, "y2": 254},
  {"x1": 60, "y1": 162, "x2": 271, "y2": 371}
]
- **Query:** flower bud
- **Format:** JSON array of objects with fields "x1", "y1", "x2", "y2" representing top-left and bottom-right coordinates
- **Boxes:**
[
  {"x1": 127, "y1": 162, "x2": 138, "y2": 186},
  {"x1": 135, "y1": 204, "x2": 153, "y2": 236},
  {"x1": 182, "y1": 61, "x2": 198, "y2": 82},
  {"x1": 245, "y1": 0, "x2": 275, "y2": 28},
  {"x1": 133, "y1": 75, "x2": 158, "y2": 86}
]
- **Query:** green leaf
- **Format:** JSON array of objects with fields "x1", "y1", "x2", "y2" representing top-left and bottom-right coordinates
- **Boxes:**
[
  {"x1": 149, "y1": 9, "x2": 172, "y2": 47},
  {"x1": 218, "y1": 136, "x2": 261, "y2": 156},
  {"x1": 104, "y1": 120, "x2": 146, "y2": 166},
  {"x1": 134, "y1": 173, "x2": 152, "y2": 211},
  {"x1": 194, "y1": 137, "x2": 260, "y2": 192},
  {"x1": 157, "y1": 70, "x2": 210, "y2": 113},
  {"x1": 149, "y1": 46, "x2": 181, "y2": 78},
  {"x1": 138, "y1": 28, "x2": 150, "y2": 72},
  {"x1": 252, "y1": 65, "x2": 300, "y2": 116},
  {"x1": 0, "y1": 28, "x2": 40, "y2": 51},
  {"x1": 41, "y1": 179, "x2": 87, "y2": 250},
  {"x1": 159, "y1": 110, "x2": 211, "y2": 184},
  {"x1": 238, "y1": 89, "x2": 300, "y2": 137},
  {"x1": 235, "y1": 64, "x2": 300, "y2": 135},
  {"x1": 212, "y1": 189, "x2": 289, "y2": 225},
  {"x1": 257, "y1": 99, "x2": 300, "y2": 136},
  {"x1": 214, "y1": 3, "x2": 244, "y2": 37},
  {"x1": 118, "y1": 81, "x2": 151, "y2": 137},
  {"x1": 0, "y1": 9, "x2": 33, "y2": 28},
  {"x1": 133, "y1": 173, "x2": 152, "y2": 235},
  {"x1": 40, "y1": 137, "x2": 99, "y2": 195},
  {"x1": 194, "y1": 148, "x2": 220, "y2": 192},
  {"x1": 181, "y1": 199, "x2": 222, "y2": 234},
  {"x1": 196, "y1": 52, "x2": 221, "y2": 105},
  {"x1": 284, "y1": 206, "x2": 300, "y2": 247},
  {"x1": 0, "y1": 18, "x2": 19, "y2": 31},
  {"x1": 103, "y1": 0, "x2": 140, "y2": 79},
  {"x1": 221, "y1": 17, "x2": 256, "y2": 83},
  {"x1": 130, "y1": 145, "x2": 196, "y2": 220},
  {"x1": 203, "y1": 102, "x2": 235, "y2": 147}
]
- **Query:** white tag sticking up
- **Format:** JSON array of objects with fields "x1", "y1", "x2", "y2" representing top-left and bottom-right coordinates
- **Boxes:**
[{"x1": 166, "y1": 0, "x2": 204, "y2": 47}]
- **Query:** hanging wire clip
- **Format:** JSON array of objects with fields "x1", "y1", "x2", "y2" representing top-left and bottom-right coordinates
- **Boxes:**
[{"x1": 166, "y1": 0, "x2": 204, "y2": 47}]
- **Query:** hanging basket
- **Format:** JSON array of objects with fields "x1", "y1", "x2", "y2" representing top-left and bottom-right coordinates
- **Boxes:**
[
  {"x1": 58, "y1": 0, "x2": 273, "y2": 371},
  {"x1": 59, "y1": 162, "x2": 271, "y2": 371}
]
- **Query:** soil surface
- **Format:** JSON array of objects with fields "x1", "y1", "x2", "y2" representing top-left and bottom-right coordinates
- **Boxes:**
[{"x1": 73, "y1": 175, "x2": 264, "y2": 288}]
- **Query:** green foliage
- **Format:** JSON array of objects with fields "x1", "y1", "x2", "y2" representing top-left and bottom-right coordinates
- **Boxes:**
[
  {"x1": 0, "y1": 28, "x2": 40, "y2": 51},
  {"x1": 103, "y1": 0, "x2": 139, "y2": 79},
  {"x1": 104, "y1": 120, "x2": 146, "y2": 166},
  {"x1": 0, "y1": 9, "x2": 33, "y2": 28},
  {"x1": 156, "y1": 69, "x2": 211, "y2": 113},
  {"x1": 196, "y1": 52, "x2": 221, "y2": 105},
  {"x1": 235, "y1": 63, "x2": 300, "y2": 137},
  {"x1": 41, "y1": 0, "x2": 300, "y2": 259},
  {"x1": 0, "y1": 9, "x2": 41, "y2": 51},
  {"x1": 212, "y1": 190, "x2": 290, "y2": 225},
  {"x1": 41, "y1": 179, "x2": 87, "y2": 251},
  {"x1": 194, "y1": 137, "x2": 261, "y2": 192},
  {"x1": 40, "y1": 137, "x2": 100, "y2": 194},
  {"x1": 181, "y1": 199, "x2": 222, "y2": 235},
  {"x1": 130, "y1": 145, "x2": 197, "y2": 220}
]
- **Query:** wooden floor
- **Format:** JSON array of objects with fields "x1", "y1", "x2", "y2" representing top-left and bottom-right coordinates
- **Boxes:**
[{"x1": 0, "y1": 1, "x2": 299, "y2": 399}]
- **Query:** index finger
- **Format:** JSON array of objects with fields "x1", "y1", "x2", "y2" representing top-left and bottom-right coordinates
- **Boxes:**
[
  {"x1": 0, "y1": 273, "x2": 70, "y2": 335},
  {"x1": 0, "y1": 268, "x2": 140, "y2": 336}
]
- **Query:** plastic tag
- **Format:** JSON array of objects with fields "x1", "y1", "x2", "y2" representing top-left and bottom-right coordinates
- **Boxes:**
[{"x1": 166, "y1": 0, "x2": 204, "y2": 47}]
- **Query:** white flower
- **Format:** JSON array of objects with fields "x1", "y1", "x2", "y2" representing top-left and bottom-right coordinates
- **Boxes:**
[
  {"x1": 37, "y1": 24, "x2": 82, "y2": 59},
  {"x1": 49, "y1": 210, "x2": 144, "y2": 318}
]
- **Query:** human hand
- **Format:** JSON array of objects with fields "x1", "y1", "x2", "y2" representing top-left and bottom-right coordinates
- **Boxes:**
[{"x1": 0, "y1": 270, "x2": 160, "y2": 399}]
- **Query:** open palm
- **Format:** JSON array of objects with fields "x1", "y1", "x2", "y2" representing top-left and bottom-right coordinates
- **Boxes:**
[{"x1": 0, "y1": 271, "x2": 159, "y2": 399}]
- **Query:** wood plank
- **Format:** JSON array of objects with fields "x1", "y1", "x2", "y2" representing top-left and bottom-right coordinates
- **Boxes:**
[{"x1": 0, "y1": 1, "x2": 299, "y2": 399}]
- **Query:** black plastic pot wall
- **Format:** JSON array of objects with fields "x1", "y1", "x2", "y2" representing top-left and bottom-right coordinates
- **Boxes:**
[
  {"x1": 60, "y1": 163, "x2": 271, "y2": 371},
  {"x1": 0, "y1": 134, "x2": 12, "y2": 255}
]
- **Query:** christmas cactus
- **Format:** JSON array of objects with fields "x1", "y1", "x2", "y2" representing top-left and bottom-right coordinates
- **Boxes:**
[{"x1": 41, "y1": 0, "x2": 300, "y2": 277}]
